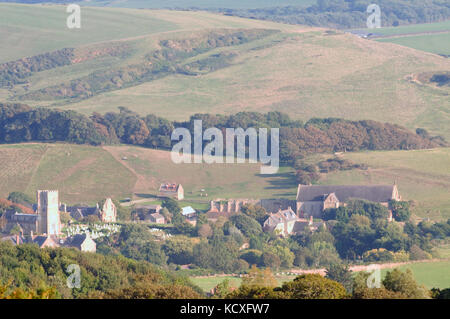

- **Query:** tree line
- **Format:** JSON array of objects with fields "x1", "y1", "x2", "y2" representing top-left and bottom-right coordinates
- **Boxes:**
[
  {"x1": 0, "y1": 104, "x2": 446, "y2": 164},
  {"x1": 206, "y1": 0, "x2": 450, "y2": 29}
]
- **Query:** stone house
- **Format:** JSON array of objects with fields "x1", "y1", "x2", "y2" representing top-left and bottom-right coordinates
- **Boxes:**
[
  {"x1": 65, "y1": 233, "x2": 96, "y2": 253},
  {"x1": 158, "y1": 183, "x2": 184, "y2": 200},
  {"x1": 263, "y1": 207, "x2": 298, "y2": 237},
  {"x1": 148, "y1": 212, "x2": 165, "y2": 224}
]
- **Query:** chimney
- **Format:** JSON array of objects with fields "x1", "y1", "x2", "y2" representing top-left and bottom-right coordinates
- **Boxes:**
[{"x1": 210, "y1": 201, "x2": 214, "y2": 211}]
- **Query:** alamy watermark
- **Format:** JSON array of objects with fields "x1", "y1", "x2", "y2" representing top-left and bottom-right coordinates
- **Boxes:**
[
  {"x1": 66, "y1": 4, "x2": 81, "y2": 29},
  {"x1": 170, "y1": 120, "x2": 279, "y2": 174},
  {"x1": 367, "y1": 4, "x2": 382, "y2": 29},
  {"x1": 366, "y1": 264, "x2": 381, "y2": 288},
  {"x1": 66, "y1": 264, "x2": 81, "y2": 289}
]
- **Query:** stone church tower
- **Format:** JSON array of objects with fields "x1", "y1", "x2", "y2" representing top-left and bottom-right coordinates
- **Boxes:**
[{"x1": 37, "y1": 190, "x2": 61, "y2": 236}]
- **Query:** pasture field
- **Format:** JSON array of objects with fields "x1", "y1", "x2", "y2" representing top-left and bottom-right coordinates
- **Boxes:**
[
  {"x1": 377, "y1": 33, "x2": 450, "y2": 56},
  {"x1": 0, "y1": 143, "x2": 136, "y2": 204},
  {"x1": 0, "y1": 3, "x2": 178, "y2": 63},
  {"x1": 191, "y1": 259, "x2": 450, "y2": 292},
  {"x1": 319, "y1": 148, "x2": 450, "y2": 220},
  {"x1": 0, "y1": 143, "x2": 297, "y2": 205},
  {"x1": 1, "y1": 143, "x2": 449, "y2": 219},
  {"x1": 189, "y1": 274, "x2": 296, "y2": 293},
  {"x1": 363, "y1": 20, "x2": 450, "y2": 36},
  {"x1": 103, "y1": 145, "x2": 298, "y2": 201},
  {"x1": 87, "y1": 0, "x2": 316, "y2": 9},
  {"x1": 1, "y1": 4, "x2": 449, "y2": 141},
  {"x1": 380, "y1": 260, "x2": 450, "y2": 289},
  {"x1": 361, "y1": 20, "x2": 450, "y2": 55}
]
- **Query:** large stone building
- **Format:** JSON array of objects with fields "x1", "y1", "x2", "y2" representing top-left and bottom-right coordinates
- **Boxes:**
[
  {"x1": 3, "y1": 190, "x2": 61, "y2": 237},
  {"x1": 296, "y1": 184, "x2": 401, "y2": 218}
]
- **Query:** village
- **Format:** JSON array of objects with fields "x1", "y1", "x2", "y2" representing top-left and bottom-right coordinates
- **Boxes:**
[{"x1": 0, "y1": 181, "x2": 400, "y2": 253}]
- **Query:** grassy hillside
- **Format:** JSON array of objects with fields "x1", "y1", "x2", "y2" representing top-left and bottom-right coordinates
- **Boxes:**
[
  {"x1": 1, "y1": 4, "x2": 449, "y2": 141},
  {"x1": 318, "y1": 148, "x2": 450, "y2": 220},
  {"x1": 0, "y1": 143, "x2": 298, "y2": 205},
  {"x1": 370, "y1": 20, "x2": 450, "y2": 36},
  {"x1": 85, "y1": 0, "x2": 317, "y2": 9},
  {"x1": 364, "y1": 20, "x2": 450, "y2": 56},
  {"x1": 0, "y1": 143, "x2": 448, "y2": 220},
  {"x1": 0, "y1": 4, "x2": 179, "y2": 63},
  {"x1": 0, "y1": 143, "x2": 137, "y2": 204}
]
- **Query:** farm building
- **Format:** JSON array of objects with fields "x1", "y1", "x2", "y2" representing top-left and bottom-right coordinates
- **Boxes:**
[{"x1": 158, "y1": 183, "x2": 184, "y2": 200}]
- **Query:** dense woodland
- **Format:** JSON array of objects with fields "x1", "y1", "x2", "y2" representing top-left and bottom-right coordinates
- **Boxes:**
[
  {"x1": 0, "y1": 104, "x2": 446, "y2": 164},
  {"x1": 0, "y1": 241, "x2": 202, "y2": 299}
]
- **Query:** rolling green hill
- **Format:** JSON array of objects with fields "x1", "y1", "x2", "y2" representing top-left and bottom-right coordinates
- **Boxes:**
[
  {"x1": 84, "y1": 0, "x2": 317, "y2": 9},
  {"x1": 0, "y1": 143, "x2": 449, "y2": 222},
  {"x1": 0, "y1": 143, "x2": 298, "y2": 205},
  {"x1": 1, "y1": 4, "x2": 449, "y2": 141}
]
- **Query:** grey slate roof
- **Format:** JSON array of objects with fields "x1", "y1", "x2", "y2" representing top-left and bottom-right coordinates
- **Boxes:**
[
  {"x1": 297, "y1": 185, "x2": 395, "y2": 203},
  {"x1": 67, "y1": 206, "x2": 97, "y2": 215},
  {"x1": 65, "y1": 234, "x2": 88, "y2": 249}
]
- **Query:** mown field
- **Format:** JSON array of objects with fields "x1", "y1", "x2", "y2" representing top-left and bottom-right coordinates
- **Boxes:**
[
  {"x1": 319, "y1": 148, "x2": 450, "y2": 220},
  {"x1": 1, "y1": 4, "x2": 450, "y2": 141},
  {"x1": 377, "y1": 33, "x2": 450, "y2": 56},
  {"x1": 357, "y1": 20, "x2": 450, "y2": 55},
  {"x1": 380, "y1": 260, "x2": 450, "y2": 289}
]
